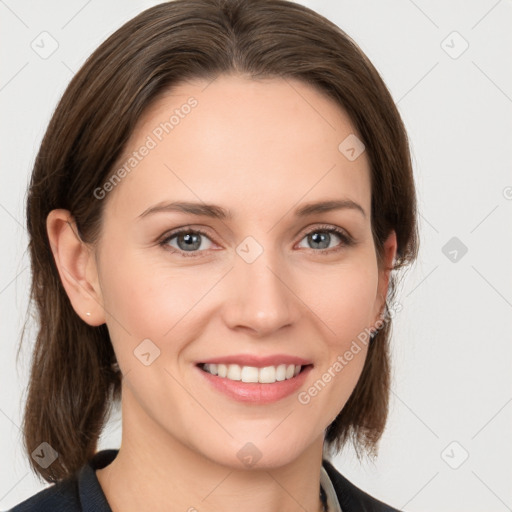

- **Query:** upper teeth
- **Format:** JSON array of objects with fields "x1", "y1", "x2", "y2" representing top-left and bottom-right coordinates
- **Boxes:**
[{"x1": 203, "y1": 363, "x2": 302, "y2": 383}]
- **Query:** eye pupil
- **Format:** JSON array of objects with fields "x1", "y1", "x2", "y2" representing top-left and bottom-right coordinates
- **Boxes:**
[
  {"x1": 178, "y1": 233, "x2": 201, "y2": 251},
  {"x1": 309, "y1": 232, "x2": 330, "y2": 249}
]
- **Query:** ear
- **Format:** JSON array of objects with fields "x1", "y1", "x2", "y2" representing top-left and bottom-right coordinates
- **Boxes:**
[
  {"x1": 373, "y1": 230, "x2": 397, "y2": 326},
  {"x1": 46, "y1": 209, "x2": 105, "y2": 326}
]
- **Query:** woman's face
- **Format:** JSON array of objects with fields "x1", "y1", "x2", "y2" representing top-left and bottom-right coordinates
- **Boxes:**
[{"x1": 90, "y1": 74, "x2": 396, "y2": 468}]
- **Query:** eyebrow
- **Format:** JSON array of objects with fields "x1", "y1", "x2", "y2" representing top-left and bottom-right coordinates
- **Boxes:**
[{"x1": 137, "y1": 198, "x2": 366, "y2": 220}]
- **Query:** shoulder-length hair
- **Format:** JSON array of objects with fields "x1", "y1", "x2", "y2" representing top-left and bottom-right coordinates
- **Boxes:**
[{"x1": 20, "y1": 0, "x2": 419, "y2": 482}]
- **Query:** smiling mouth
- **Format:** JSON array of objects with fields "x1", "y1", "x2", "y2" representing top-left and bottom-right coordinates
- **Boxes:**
[{"x1": 197, "y1": 362, "x2": 312, "y2": 384}]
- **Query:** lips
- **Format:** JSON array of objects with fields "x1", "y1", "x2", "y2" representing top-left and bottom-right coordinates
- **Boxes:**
[{"x1": 196, "y1": 362, "x2": 313, "y2": 403}]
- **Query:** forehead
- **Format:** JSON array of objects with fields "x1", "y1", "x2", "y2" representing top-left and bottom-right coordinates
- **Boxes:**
[{"x1": 103, "y1": 74, "x2": 371, "y2": 222}]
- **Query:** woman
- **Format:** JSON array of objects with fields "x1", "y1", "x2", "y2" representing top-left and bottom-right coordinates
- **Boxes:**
[{"x1": 12, "y1": 0, "x2": 418, "y2": 510}]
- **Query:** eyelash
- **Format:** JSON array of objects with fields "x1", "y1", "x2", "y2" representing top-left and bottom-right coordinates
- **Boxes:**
[{"x1": 158, "y1": 224, "x2": 354, "y2": 259}]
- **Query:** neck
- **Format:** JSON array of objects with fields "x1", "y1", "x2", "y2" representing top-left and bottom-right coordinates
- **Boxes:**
[{"x1": 96, "y1": 387, "x2": 327, "y2": 512}]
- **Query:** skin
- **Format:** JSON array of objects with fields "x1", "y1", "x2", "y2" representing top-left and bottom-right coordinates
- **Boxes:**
[{"x1": 47, "y1": 74, "x2": 397, "y2": 512}]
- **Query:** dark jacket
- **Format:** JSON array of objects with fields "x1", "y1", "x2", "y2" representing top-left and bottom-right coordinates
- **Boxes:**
[{"x1": 8, "y1": 449, "x2": 402, "y2": 511}]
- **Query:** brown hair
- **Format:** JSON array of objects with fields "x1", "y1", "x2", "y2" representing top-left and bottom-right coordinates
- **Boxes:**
[{"x1": 19, "y1": 0, "x2": 419, "y2": 483}]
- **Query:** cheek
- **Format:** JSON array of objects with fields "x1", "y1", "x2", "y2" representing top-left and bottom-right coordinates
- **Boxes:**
[
  {"x1": 296, "y1": 266, "x2": 375, "y2": 423},
  {"x1": 295, "y1": 259, "x2": 377, "y2": 411},
  {"x1": 98, "y1": 247, "x2": 220, "y2": 357},
  {"x1": 299, "y1": 258, "x2": 379, "y2": 343},
  {"x1": 97, "y1": 247, "x2": 186, "y2": 349}
]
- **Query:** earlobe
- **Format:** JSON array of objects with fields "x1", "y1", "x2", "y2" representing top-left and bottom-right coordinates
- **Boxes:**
[
  {"x1": 46, "y1": 209, "x2": 105, "y2": 326},
  {"x1": 373, "y1": 230, "x2": 398, "y2": 325}
]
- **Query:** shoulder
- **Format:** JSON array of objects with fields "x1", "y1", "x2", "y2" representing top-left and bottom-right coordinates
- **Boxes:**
[
  {"x1": 322, "y1": 458, "x2": 403, "y2": 512},
  {"x1": 7, "y1": 477, "x2": 81, "y2": 512},
  {"x1": 8, "y1": 449, "x2": 118, "y2": 512}
]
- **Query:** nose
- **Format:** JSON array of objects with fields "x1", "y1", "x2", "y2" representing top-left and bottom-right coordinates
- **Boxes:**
[{"x1": 222, "y1": 242, "x2": 301, "y2": 337}]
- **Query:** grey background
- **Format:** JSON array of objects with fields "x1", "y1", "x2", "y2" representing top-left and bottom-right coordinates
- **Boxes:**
[{"x1": 1, "y1": 0, "x2": 511, "y2": 510}]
